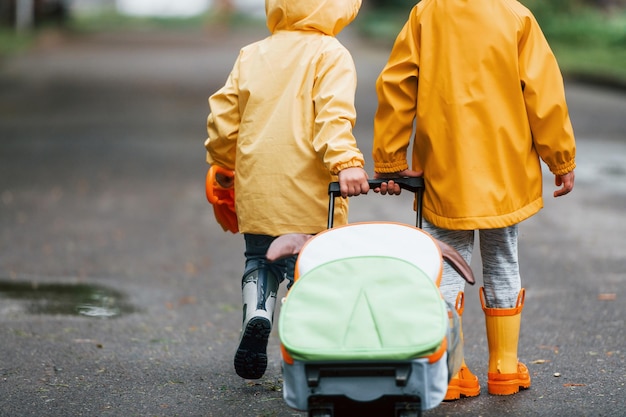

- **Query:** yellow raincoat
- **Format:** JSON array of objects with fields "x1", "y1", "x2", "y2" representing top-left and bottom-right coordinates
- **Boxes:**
[
  {"x1": 206, "y1": 0, "x2": 364, "y2": 236},
  {"x1": 373, "y1": 0, "x2": 576, "y2": 230}
]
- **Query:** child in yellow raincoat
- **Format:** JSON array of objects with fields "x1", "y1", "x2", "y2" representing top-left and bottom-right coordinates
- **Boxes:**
[
  {"x1": 205, "y1": 0, "x2": 369, "y2": 380},
  {"x1": 371, "y1": 0, "x2": 576, "y2": 399}
]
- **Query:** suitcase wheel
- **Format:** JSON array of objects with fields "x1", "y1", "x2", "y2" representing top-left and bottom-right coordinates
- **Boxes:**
[
  {"x1": 396, "y1": 409, "x2": 420, "y2": 417},
  {"x1": 395, "y1": 401, "x2": 421, "y2": 417},
  {"x1": 309, "y1": 407, "x2": 333, "y2": 417}
]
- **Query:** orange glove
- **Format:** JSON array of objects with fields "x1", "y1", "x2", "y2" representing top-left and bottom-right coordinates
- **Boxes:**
[{"x1": 205, "y1": 165, "x2": 238, "y2": 233}]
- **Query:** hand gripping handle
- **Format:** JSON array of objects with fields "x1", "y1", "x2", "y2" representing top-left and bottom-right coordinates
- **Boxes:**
[{"x1": 327, "y1": 177, "x2": 425, "y2": 229}]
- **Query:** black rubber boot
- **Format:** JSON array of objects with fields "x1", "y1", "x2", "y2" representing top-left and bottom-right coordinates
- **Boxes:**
[{"x1": 234, "y1": 266, "x2": 279, "y2": 379}]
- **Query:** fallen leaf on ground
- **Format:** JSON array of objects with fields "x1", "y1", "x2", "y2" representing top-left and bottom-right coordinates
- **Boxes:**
[
  {"x1": 539, "y1": 345, "x2": 560, "y2": 354},
  {"x1": 178, "y1": 296, "x2": 197, "y2": 306},
  {"x1": 597, "y1": 293, "x2": 616, "y2": 301}
]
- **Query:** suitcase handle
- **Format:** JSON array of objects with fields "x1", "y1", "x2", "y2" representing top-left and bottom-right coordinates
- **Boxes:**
[
  {"x1": 327, "y1": 177, "x2": 425, "y2": 229},
  {"x1": 305, "y1": 362, "x2": 412, "y2": 387}
]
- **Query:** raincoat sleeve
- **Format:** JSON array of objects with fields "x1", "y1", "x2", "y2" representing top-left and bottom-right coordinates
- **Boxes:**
[
  {"x1": 311, "y1": 46, "x2": 365, "y2": 174},
  {"x1": 372, "y1": 7, "x2": 420, "y2": 174},
  {"x1": 205, "y1": 54, "x2": 241, "y2": 170},
  {"x1": 519, "y1": 14, "x2": 576, "y2": 176}
]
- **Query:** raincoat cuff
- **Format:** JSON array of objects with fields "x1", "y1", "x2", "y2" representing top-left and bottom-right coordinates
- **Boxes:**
[
  {"x1": 373, "y1": 161, "x2": 409, "y2": 174},
  {"x1": 550, "y1": 160, "x2": 576, "y2": 176},
  {"x1": 332, "y1": 159, "x2": 365, "y2": 175}
]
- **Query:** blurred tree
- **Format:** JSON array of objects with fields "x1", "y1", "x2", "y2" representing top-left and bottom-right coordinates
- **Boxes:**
[
  {"x1": 369, "y1": 0, "x2": 625, "y2": 11},
  {"x1": 583, "y1": 0, "x2": 626, "y2": 10},
  {"x1": 369, "y1": 0, "x2": 413, "y2": 10},
  {"x1": 214, "y1": 0, "x2": 233, "y2": 14},
  {"x1": 0, "y1": 0, "x2": 14, "y2": 27},
  {"x1": 0, "y1": 0, "x2": 68, "y2": 30}
]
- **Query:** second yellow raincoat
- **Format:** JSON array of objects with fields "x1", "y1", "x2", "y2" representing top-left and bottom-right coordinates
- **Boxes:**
[
  {"x1": 373, "y1": 0, "x2": 576, "y2": 230},
  {"x1": 206, "y1": 0, "x2": 364, "y2": 236}
]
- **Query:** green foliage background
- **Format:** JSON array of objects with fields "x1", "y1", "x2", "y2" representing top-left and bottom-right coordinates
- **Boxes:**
[{"x1": 1, "y1": 1, "x2": 625, "y2": 85}]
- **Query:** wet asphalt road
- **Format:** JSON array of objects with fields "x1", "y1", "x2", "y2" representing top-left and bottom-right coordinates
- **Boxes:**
[{"x1": 0, "y1": 24, "x2": 624, "y2": 417}]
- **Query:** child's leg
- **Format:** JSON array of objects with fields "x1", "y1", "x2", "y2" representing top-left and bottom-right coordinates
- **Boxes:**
[
  {"x1": 478, "y1": 225, "x2": 521, "y2": 308},
  {"x1": 478, "y1": 225, "x2": 530, "y2": 395},
  {"x1": 422, "y1": 221, "x2": 480, "y2": 400},
  {"x1": 422, "y1": 220, "x2": 474, "y2": 302},
  {"x1": 234, "y1": 234, "x2": 295, "y2": 380}
]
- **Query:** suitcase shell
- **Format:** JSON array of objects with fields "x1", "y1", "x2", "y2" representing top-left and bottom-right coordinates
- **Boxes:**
[{"x1": 279, "y1": 221, "x2": 463, "y2": 414}]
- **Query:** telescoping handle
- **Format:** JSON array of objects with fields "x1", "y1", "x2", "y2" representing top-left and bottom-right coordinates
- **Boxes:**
[{"x1": 327, "y1": 177, "x2": 425, "y2": 229}]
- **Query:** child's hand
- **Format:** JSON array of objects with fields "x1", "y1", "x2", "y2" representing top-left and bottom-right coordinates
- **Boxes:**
[
  {"x1": 373, "y1": 169, "x2": 423, "y2": 195},
  {"x1": 554, "y1": 171, "x2": 575, "y2": 197},
  {"x1": 337, "y1": 167, "x2": 370, "y2": 198}
]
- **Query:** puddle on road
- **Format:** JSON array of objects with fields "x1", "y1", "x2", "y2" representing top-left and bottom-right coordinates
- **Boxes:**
[{"x1": 0, "y1": 281, "x2": 135, "y2": 318}]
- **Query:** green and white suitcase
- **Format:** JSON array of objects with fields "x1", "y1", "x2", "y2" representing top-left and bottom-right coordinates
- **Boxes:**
[{"x1": 278, "y1": 179, "x2": 474, "y2": 417}]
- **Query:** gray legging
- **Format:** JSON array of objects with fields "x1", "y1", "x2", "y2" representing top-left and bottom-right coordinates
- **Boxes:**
[{"x1": 422, "y1": 220, "x2": 521, "y2": 309}]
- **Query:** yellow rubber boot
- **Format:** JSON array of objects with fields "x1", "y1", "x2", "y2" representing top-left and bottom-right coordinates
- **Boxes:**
[
  {"x1": 481, "y1": 287, "x2": 531, "y2": 395},
  {"x1": 444, "y1": 292, "x2": 480, "y2": 401}
]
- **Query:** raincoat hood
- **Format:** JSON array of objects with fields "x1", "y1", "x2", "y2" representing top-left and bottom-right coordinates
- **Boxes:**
[{"x1": 266, "y1": 0, "x2": 361, "y2": 36}]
